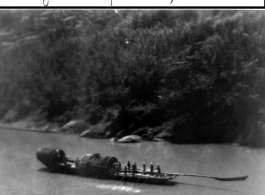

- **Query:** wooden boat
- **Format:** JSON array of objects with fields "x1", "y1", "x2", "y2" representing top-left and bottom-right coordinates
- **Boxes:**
[
  {"x1": 36, "y1": 148, "x2": 174, "y2": 184},
  {"x1": 36, "y1": 148, "x2": 248, "y2": 185}
]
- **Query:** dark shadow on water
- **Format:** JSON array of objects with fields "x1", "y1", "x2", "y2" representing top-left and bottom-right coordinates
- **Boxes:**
[
  {"x1": 38, "y1": 167, "x2": 53, "y2": 173},
  {"x1": 39, "y1": 167, "x2": 52, "y2": 172}
]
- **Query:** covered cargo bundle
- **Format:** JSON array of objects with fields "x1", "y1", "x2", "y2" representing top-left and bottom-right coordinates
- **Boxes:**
[
  {"x1": 36, "y1": 148, "x2": 66, "y2": 168},
  {"x1": 78, "y1": 153, "x2": 118, "y2": 177}
]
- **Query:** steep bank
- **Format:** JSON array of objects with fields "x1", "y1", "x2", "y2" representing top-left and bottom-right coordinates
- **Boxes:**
[
  {"x1": 0, "y1": 103, "x2": 60, "y2": 133},
  {"x1": 1, "y1": 102, "x2": 265, "y2": 147},
  {"x1": 1, "y1": 10, "x2": 265, "y2": 147}
]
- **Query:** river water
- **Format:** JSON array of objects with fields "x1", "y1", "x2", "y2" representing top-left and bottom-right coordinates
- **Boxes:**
[{"x1": 0, "y1": 128, "x2": 265, "y2": 195}]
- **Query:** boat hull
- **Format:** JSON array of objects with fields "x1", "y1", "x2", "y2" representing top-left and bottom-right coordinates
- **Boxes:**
[
  {"x1": 112, "y1": 173, "x2": 174, "y2": 184},
  {"x1": 47, "y1": 165, "x2": 174, "y2": 184}
]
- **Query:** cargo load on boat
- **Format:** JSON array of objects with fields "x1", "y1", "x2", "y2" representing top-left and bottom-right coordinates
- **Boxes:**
[
  {"x1": 36, "y1": 148, "x2": 66, "y2": 168},
  {"x1": 77, "y1": 153, "x2": 118, "y2": 177}
]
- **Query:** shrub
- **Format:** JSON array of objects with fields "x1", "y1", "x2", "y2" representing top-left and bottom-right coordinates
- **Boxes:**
[{"x1": 85, "y1": 105, "x2": 103, "y2": 124}]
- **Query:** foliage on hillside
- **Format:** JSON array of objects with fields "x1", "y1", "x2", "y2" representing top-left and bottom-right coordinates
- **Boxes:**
[{"x1": 1, "y1": 10, "x2": 265, "y2": 147}]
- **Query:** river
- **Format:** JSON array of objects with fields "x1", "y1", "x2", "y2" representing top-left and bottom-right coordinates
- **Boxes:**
[{"x1": 0, "y1": 128, "x2": 264, "y2": 195}]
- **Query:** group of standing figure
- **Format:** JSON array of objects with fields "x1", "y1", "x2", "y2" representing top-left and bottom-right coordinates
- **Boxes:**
[{"x1": 123, "y1": 161, "x2": 161, "y2": 176}]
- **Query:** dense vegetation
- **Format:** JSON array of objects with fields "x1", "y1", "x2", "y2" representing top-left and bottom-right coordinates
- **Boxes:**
[{"x1": 0, "y1": 10, "x2": 265, "y2": 147}]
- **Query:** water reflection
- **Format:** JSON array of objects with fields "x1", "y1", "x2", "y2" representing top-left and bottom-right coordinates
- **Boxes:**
[{"x1": 98, "y1": 184, "x2": 141, "y2": 193}]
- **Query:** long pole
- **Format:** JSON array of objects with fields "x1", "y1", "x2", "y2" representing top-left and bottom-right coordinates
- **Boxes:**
[
  {"x1": 105, "y1": 174, "x2": 117, "y2": 186},
  {"x1": 132, "y1": 174, "x2": 142, "y2": 188},
  {"x1": 164, "y1": 172, "x2": 248, "y2": 181},
  {"x1": 117, "y1": 174, "x2": 127, "y2": 186},
  {"x1": 138, "y1": 175, "x2": 151, "y2": 189},
  {"x1": 123, "y1": 175, "x2": 133, "y2": 186}
]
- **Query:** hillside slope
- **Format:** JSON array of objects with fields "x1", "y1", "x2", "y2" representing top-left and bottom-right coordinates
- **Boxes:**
[{"x1": 1, "y1": 10, "x2": 265, "y2": 147}]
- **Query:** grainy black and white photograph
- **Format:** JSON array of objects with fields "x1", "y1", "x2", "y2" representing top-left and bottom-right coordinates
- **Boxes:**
[{"x1": 0, "y1": 10, "x2": 264, "y2": 195}]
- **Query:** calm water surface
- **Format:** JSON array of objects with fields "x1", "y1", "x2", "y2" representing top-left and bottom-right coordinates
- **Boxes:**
[{"x1": 0, "y1": 128, "x2": 265, "y2": 195}]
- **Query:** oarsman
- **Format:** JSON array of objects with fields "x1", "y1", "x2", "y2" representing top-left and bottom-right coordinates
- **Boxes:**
[
  {"x1": 127, "y1": 161, "x2": 131, "y2": 172},
  {"x1": 124, "y1": 166, "x2": 127, "y2": 175},
  {"x1": 142, "y1": 163, "x2": 146, "y2": 174},
  {"x1": 75, "y1": 158, "x2": 80, "y2": 169},
  {"x1": 132, "y1": 163, "x2": 136, "y2": 176},
  {"x1": 118, "y1": 161, "x2": 121, "y2": 172},
  {"x1": 150, "y1": 163, "x2": 154, "y2": 175},
  {"x1": 114, "y1": 162, "x2": 119, "y2": 173},
  {"x1": 157, "y1": 164, "x2": 161, "y2": 176}
]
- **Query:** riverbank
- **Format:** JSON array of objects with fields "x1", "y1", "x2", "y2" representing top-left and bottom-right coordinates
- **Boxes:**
[
  {"x1": 0, "y1": 121, "x2": 60, "y2": 133},
  {"x1": 0, "y1": 116, "x2": 264, "y2": 148},
  {"x1": 0, "y1": 102, "x2": 264, "y2": 147},
  {"x1": 0, "y1": 118, "x2": 166, "y2": 143},
  {"x1": 0, "y1": 104, "x2": 171, "y2": 143}
]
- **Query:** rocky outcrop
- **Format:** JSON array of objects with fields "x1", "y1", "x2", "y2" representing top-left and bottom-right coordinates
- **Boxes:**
[
  {"x1": 116, "y1": 135, "x2": 143, "y2": 143},
  {"x1": 131, "y1": 127, "x2": 151, "y2": 136},
  {"x1": 155, "y1": 130, "x2": 173, "y2": 141},
  {"x1": 80, "y1": 122, "x2": 112, "y2": 138},
  {"x1": 115, "y1": 130, "x2": 127, "y2": 139},
  {"x1": 141, "y1": 133, "x2": 153, "y2": 141},
  {"x1": 131, "y1": 126, "x2": 154, "y2": 141},
  {"x1": 152, "y1": 137, "x2": 166, "y2": 142},
  {"x1": 153, "y1": 120, "x2": 175, "y2": 141},
  {"x1": 61, "y1": 120, "x2": 88, "y2": 134}
]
